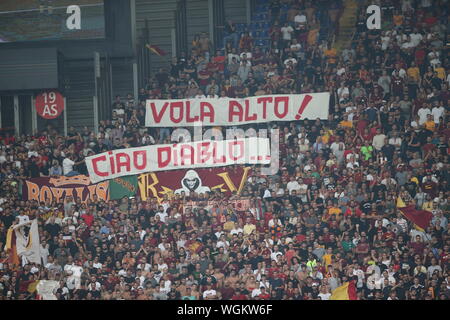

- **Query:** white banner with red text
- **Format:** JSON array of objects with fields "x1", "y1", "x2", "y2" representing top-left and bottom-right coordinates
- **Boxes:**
[
  {"x1": 145, "y1": 93, "x2": 330, "y2": 127},
  {"x1": 85, "y1": 138, "x2": 271, "y2": 183}
]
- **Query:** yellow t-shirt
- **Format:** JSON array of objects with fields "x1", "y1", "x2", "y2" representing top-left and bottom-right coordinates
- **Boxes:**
[
  {"x1": 243, "y1": 224, "x2": 256, "y2": 236},
  {"x1": 393, "y1": 15, "x2": 403, "y2": 26},
  {"x1": 329, "y1": 207, "x2": 342, "y2": 215},
  {"x1": 424, "y1": 120, "x2": 435, "y2": 132},
  {"x1": 407, "y1": 67, "x2": 420, "y2": 82},
  {"x1": 339, "y1": 120, "x2": 353, "y2": 128},
  {"x1": 307, "y1": 29, "x2": 319, "y2": 46},
  {"x1": 322, "y1": 254, "x2": 333, "y2": 270},
  {"x1": 223, "y1": 221, "x2": 235, "y2": 232},
  {"x1": 435, "y1": 67, "x2": 445, "y2": 80},
  {"x1": 324, "y1": 48, "x2": 337, "y2": 64},
  {"x1": 321, "y1": 131, "x2": 332, "y2": 144}
]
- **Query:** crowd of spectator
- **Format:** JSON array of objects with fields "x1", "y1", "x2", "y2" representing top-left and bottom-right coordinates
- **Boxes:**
[{"x1": 0, "y1": 0, "x2": 449, "y2": 300}]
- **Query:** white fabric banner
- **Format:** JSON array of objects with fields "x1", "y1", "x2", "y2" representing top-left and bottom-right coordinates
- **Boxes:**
[
  {"x1": 145, "y1": 93, "x2": 330, "y2": 127},
  {"x1": 14, "y1": 219, "x2": 41, "y2": 265},
  {"x1": 86, "y1": 137, "x2": 271, "y2": 183},
  {"x1": 36, "y1": 280, "x2": 59, "y2": 300}
]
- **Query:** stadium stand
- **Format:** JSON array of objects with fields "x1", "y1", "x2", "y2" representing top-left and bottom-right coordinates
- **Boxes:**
[{"x1": 0, "y1": 0, "x2": 448, "y2": 301}]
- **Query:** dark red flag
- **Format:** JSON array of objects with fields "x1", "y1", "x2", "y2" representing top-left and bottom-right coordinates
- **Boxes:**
[{"x1": 398, "y1": 205, "x2": 433, "y2": 230}]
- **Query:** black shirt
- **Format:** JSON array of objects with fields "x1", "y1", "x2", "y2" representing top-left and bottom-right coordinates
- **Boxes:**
[
  {"x1": 29, "y1": 161, "x2": 40, "y2": 178},
  {"x1": 437, "y1": 142, "x2": 448, "y2": 156},
  {"x1": 45, "y1": 222, "x2": 61, "y2": 238},
  {"x1": 404, "y1": 181, "x2": 417, "y2": 198},
  {"x1": 1, "y1": 214, "x2": 15, "y2": 229},
  {"x1": 381, "y1": 144, "x2": 395, "y2": 161},
  {"x1": 372, "y1": 184, "x2": 387, "y2": 196}
]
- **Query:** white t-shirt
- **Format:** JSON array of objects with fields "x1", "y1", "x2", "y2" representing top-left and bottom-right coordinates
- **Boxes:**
[
  {"x1": 336, "y1": 67, "x2": 346, "y2": 76},
  {"x1": 401, "y1": 41, "x2": 415, "y2": 50},
  {"x1": 430, "y1": 58, "x2": 441, "y2": 68},
  {"x1": 240, "y1": 52, "x2": 252, "y2": 60},
  {"x1": 287, "y1": 181, "x2": 301, "y2": 194},
  {"x1": 417, "y1": 108, "x2": 431, "y2": 125},
  {"x1": 64, "y1": 264, "x2": 83, "y2": 277},
  {"x1": 87, "y1": 282, "x2": 101, "y2": 291},
  {"x1": 203, "y1": 289, "x2": 217, "y2": 299},
  {"x1": 337, "y1": 87, "x2": 350, "y2": 99},
  {"x1": 372, "y1": 134, "x2": 387, "y2": 151},
  {"x1": 281, "y1": 26, "x2": 294, "y2": 40},
  {"x1": 381, "y1": 36, "x2": 391, "y2": 50},
  {"x1": 318, "y1": 293, "x2": 331, "y2": 300},
  {"x1": 270, "y1": 251, "x2": 282, "y2": 262},
  {"x1": 230, "y1": 227, "x2": 244, "y2": 236},
  {"x1": 113, "y1": 108, "x2": 125, "y2": 117},
  {"x1": 294, "y1": 14, "x2": 307, "y2": 24},
  {"x1": 216, "y1": 240, "x2": 229, "y2": 251},
  {"x1": 155, "y1": 211, "x2": 168, "y2": 223},
  {"x1": 290, "y1": 43, "x2": 301, "y2": 52},
  {"x1": 409, "y1": 33, "x2": 423, "y2": 47},
  {"x1": 251, "y1": 288, "x2": 262, "y2": 298},
  {"x1": 345, "y1": 106, "x2": 357, "y2": 120},
  {"x1": 62, "y1": 158, "x2": 75, "y2": 175},
  {"x1": 227, "y1": 53, "x2": 240, "y2": 64},
  {"x1": 157, "y1": 263, "x2": 168, "y2": 272},
  {"x1": 93, "y1": 262, "x2": 102, "y2": 269},
  {"x1": 389, "y1": 137, "x2": 402, "y2": 149},
  {"x1": 431, "y1": 106, "x2": 444, "y2": 123},
  {"x1": 392, "y1": 68, "x2": 406, "y2": 78},
  {"x1": 72, "y1": 265, "x2": 83, "y2": 277},
  {"x1": 28, "y1": 151, "x2": 38, "y2": 158},
  {"x1": 330, "y1": 142, "x2": 344, "y2": 155},
  {"x1": 284, "y1": 57, "x2": 297, "y2": 66}
]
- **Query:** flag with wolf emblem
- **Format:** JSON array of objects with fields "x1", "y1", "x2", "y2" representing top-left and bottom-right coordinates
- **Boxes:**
[{"x1": 5, "y1": 219, "x2": 41, "y2": 266}]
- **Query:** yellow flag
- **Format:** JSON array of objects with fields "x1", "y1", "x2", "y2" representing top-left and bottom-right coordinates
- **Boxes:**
[
  {"x1": 396, "y1": 197, "x2": 406, "y2": 208},
  {"x1": 4, "y1": 227, "x2": 13, "y2": 251},
  {"x1": 330, "y1": 282, "x2": 351, "y2": 300},
  {"x1": 28, "y1": 280, "x2": 40, "y2": 293}
]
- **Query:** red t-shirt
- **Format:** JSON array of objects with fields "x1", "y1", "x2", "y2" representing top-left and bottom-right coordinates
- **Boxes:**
[
  {"x1": 197, "y1": 70, "x2": 211, "y2": 86},
  {"x1": 422, "y1": 143, "x2": 436, "y2": 155},
  {"x1": 212, "y1": 56, "x2": 225, "y2": 72},
  {"x1": 81, "y1": 214, "x2": 94, "y2": 227},
  {"x1": 415, "y1": 49, "x2": 426, "y2": 65},
  {"x1": 357, "y1": 119, "x2": 369, "y2": 135},
  {"x1": 423, "y1": 16, "x2": 437, "y2": 26},
  {"x1": 295, "y1": 234, "x2": 306, "y2": 243},
  {"x1": 259, "y1": 293, "x2": 270, "y2": 300}
]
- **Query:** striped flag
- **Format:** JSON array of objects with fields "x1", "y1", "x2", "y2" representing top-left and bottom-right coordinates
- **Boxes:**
[
  {"x1": 330, "y1": 281, "x2": 357, "y2": 300},
  {"x1": 4, "y1": 227, "x2": 20, "y2": 266},
  {"x1": 145, "y1": 44, "x2": 167, "y2": 56}
]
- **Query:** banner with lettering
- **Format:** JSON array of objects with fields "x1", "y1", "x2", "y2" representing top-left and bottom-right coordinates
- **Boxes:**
[
  {"x1": 109, "y1": 175, "x2": 138, "y2": 200},
  {"x1": 22, "y1": 175, "x2": 109, "y2": 204},
  {"x1": 145, "y1": 93, "x2": 330, "y2": 127},
  {"x1": 138, "y1": 167, "x2": 251, "y2": 203},
  {"x1": 86, "y1": 138, "x2": 270, "y2": 183}
]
